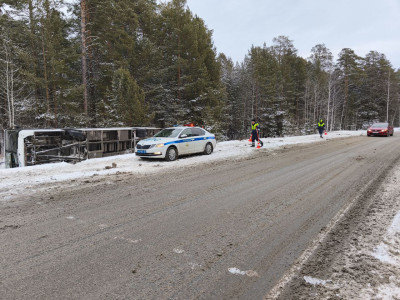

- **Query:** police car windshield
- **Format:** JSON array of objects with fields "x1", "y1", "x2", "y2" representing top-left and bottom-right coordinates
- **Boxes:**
[{"x1": 154, "y1": 128, "x2": 182, "y2": 138}]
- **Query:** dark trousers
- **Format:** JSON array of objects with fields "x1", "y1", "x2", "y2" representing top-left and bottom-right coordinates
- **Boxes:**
[
  {"x1": 252, "y1": 131, "x2": 263, "y2": 146},
  {"x1": 318, "y1": 127, "x2": 324, "y2": 136}
]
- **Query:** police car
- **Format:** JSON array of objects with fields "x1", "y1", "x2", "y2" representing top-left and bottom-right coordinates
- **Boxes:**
[{"x1": 135, "y1": 126, "x2": 216, "y2": 161}]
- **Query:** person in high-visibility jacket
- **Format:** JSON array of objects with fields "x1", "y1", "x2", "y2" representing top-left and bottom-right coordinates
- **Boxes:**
[
  {"x1": 317, "y1": 119, "x2": 325, "y2": 138},
  {"x1": 251, "y1": 119, "x2": 263, "y2": 147}
]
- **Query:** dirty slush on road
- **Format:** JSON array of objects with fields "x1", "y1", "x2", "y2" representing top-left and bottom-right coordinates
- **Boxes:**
[{"x1": 273, "y1": 157, "x2": 400, "y2": 299}]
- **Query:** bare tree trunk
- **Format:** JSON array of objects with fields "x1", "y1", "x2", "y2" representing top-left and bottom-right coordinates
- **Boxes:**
[
  {"x1": 255, "y1": 82, "x2": 258, "y2": 119},
  {"x1": 326, "y1": 73, "x2": 332, "y2": 131},
  {"x1": 4, "y1": 42, "x2": 12, "y2": 128},
  {"x1": 387, "y1": 70, "x2": 390, "y2": 122},
  {"x1": 53, "y1": 82, "x2": 58, "y2": 127},
  {"x1": 251, "y1": 80, "x2": 255, "y2": 119},
  {"x1": 330, "y1": 86, "x2": 336, "y2": 131},
  {"x1": 80, "y1": 0, "x2": 88, "y2": 117},
  {"x1": 313, "y1": 86, "x2": 317, "y2": 122},
  {"x1": 341, "y1": 72, "x2": 349, "y2": 130},
  {"x1": 390, "y1": 107, "x2": 396, "y2": 126},
  {"x1": 296, "y1": 95, "x2": 299, "y2": 126},
  {"x1": 28, "y1": 0, "x2": 40, "y2": 114},
  {"x1": 178, "y1": 33, "x2": 181, "y2": 102},
  {"x1": 10, "y1": 65, "x2": 15, "y2": 127},
  {"x1": 2, "y1": 39, "x2": 15, "y2": 128},
  {"x1": 304, "y1": 83, "x2": 309, "y2": 126},
  {"x1": 41, "y1": 31, "x2": 51, "y2": 126}
]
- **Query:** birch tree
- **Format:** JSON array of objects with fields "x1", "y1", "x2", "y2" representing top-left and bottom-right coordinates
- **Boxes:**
[
  {"x1": 309, "y1": 44, "x2": 333, "y2": 130},
  {"x1": 80, "y1": 0, "x2": 88, "y2": 117},
  {"x1": 0, "y1": 35, "x2": 16, "y2": 128}
]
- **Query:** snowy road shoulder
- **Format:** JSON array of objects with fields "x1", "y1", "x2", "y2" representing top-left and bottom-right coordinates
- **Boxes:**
[
  {"x1": 274, "y1": 154, "x2": 400, "y2": 299},
  {"x1": 0, "y1": 130, "x2": 366, "y2": 201}
]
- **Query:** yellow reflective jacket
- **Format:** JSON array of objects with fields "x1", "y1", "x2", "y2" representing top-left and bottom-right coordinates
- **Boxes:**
[{"x1": 252, "y1": 123, "x2": 260, "y2": 131}]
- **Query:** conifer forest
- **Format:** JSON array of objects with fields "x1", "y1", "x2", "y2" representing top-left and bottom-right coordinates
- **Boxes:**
[{"x1": 1, "y1": 0, "x2": 399, "y2": 139}]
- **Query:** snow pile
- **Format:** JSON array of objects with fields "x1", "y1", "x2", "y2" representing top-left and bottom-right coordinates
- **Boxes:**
[
  {"x1": 297, "y1": 164, "x2": 400, "y2": 299},
  {"x1": 228, "y1": 267, "x2": 258, "y2": 277},
  {"x1": 303, "y1": 276, "x2": 332, "y2": 286},
  {"x1": 367, "y1": 208, "x2": 400, "y2": 299},
  {"x1": 360, "y1": 166, "x2": 400, "y2": 299},
  {"x1": 371, "y1": 211, "x2": 400, "y2": 265}
]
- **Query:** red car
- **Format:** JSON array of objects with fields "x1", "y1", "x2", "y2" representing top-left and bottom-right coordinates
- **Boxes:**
[{"x1": 367, "y1": 122, "x2": 394, "y2": 137}]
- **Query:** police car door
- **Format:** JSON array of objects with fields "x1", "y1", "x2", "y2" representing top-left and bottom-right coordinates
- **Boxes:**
[
  {"x1": 178, "y1": 128, "x2": 195, "y2": 154},
  {"x1": 192, "y1": 128, "x2": 207, "y2": 152}
]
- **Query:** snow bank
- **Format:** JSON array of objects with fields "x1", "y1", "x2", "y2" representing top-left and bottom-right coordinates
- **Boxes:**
[
  {"x1": 0, "y1": 130, "x2": 364, "y2": 201},
  {"x1": 303, "y1": 276, "x2": 332, "y2": 286},
  {"x1": 371, "y1": 210, "x2": 400, "y2": 265},
  {"x1": 297, "y1": 161, "x2": 400, "y2": 299}
]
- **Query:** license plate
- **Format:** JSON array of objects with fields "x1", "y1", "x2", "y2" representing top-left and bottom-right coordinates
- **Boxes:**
[{"x1": 137, "y1": 150, "x2": 146, "y2": 154}]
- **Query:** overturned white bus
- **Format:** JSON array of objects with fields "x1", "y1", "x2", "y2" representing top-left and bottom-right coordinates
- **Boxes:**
[{"x1": 3, "y1": 127, "x2": 160, "y2": 168}]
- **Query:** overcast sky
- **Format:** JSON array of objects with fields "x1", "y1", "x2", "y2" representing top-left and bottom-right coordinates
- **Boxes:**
[{"x1": 185, "y1": 0, "x2": 400, "y2": 69}]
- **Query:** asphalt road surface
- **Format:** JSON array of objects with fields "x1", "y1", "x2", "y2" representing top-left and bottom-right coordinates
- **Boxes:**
[{"x1": 1, "y1": 135, "x2": 400, "y2": 300}]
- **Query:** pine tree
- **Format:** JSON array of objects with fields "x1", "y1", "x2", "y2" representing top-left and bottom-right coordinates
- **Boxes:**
[
  {"x1": 218, "y1": 53, "x2": 243, "y2": 139},
  {"x1": 153, "y1": 0, "x2": 223, "y2": 127},
  {"x1": 337, "y1": 48, "x2": 364, "y2": 129},
  {"x1": 249, "y1": 45, "x2": 279, "y2": 136},
  {"x1": 111, "y1": 68, "x2": 148, "y2": 126}
]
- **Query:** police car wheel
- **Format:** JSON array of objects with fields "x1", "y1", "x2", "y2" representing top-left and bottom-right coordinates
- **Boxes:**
[
  {"x1": 204, "y1": 143, "x2": 213, "y2": 155},
  {"x1": 165, "y1": 147, "x2": 177, "y2": 161}
]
